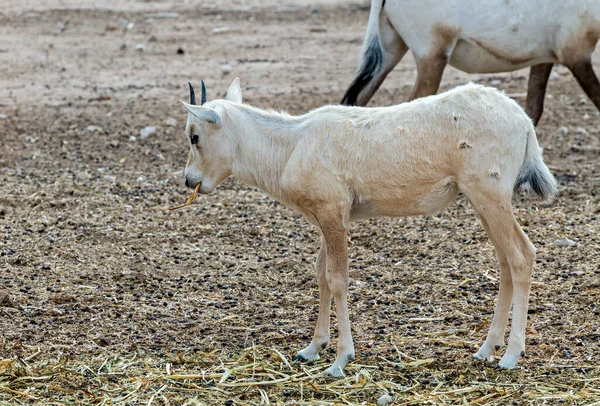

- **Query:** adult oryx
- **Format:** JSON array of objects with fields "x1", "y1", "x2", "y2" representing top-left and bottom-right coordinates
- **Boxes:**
[{"x1": 341, "y1": 0, "x2": 600, "y2": 126}]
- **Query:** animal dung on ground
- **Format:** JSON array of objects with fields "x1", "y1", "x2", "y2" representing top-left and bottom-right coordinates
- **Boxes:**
[{"x1": 168, "y1": 183, "x2": 201, "y2": 211}]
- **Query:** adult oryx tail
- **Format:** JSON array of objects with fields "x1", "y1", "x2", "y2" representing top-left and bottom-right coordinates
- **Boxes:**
[
  {"x1": 340, "y1": 0, "x2": 386, "y2": 106},
  {"x1": 515, "y1": 127, "x2": 558, "y2": 202}
]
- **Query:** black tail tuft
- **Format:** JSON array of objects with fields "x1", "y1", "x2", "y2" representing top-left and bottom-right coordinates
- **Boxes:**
[
  {"x1": 514, "y1": 162, "x2": 558, "y2": 202},
  {"x1": 340, "y1": 38, "x2": 382, "y2": 105}
]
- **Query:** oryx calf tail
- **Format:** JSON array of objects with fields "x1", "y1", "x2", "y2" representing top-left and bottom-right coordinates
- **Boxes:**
[
  {"x1": 340, "y1": 0, "x2": 386, "y2": 105},
  {"x1": 515, "y1": 126, "x2": 558, "y2": 202}
]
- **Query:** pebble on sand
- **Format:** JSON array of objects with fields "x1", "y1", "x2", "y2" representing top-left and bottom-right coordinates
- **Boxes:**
[
  {"x1": 140, "y1": 126, "x2": 157, "y2": 139},
  {"x1": 554, "y1": 238, "x2": 576, "y2": 247},
  {"x1": 377, "y1": 394, "x2": 394, "y2": 406},
  {"x1": 221, "y1": 64, "x2": 232, "y2": 75}
]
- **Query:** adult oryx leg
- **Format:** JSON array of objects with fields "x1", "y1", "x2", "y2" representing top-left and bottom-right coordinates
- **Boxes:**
[
  {"x1": 526, "y1": 63, "x2": 553, "y2": 126},
  {"x1": 295, "y1": 236, "x2": 330, "y2": 362},
  {"x1": 315, "y1": 207, "x2": 354, "y2": 377},
  {"x1": 341, "y1": 16, "x2": 408, "y2": 106},
  {"x1": 464, "y1": 189, "x2": 535, "y2": 369},
  {"x1": 409, "y1": 53, "x2": 449, "y2": 101},
  {"x1": 567, "y1": 59, "x2": 600, "y2": 113},
  {"x1": 408, "y1": 26, "x2": 458, "y2": 101}
]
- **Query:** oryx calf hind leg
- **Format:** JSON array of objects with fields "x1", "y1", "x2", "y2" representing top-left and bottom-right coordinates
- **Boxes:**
[
  {"x1": 473, "y1": 218, "x2": 513, "y2": 362},
  {"x1": 295, "y1": 236, "x2": 330, "y2": 362},
  {"x1": 465, "y1": 189, "x2": 536, "y2": 369}
]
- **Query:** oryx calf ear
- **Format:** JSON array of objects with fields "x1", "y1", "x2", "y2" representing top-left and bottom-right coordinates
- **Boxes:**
[
  {"x1": 181, "y1": 101, "x2": 222, "y2": 126},
  {"x1": 226, "y1": 77, "x2": 243, "y2": 104}
]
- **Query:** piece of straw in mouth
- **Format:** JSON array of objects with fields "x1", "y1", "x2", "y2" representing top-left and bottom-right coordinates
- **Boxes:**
[{"x1": 168, "y1": 183, "x2": 201, "y2": 211}]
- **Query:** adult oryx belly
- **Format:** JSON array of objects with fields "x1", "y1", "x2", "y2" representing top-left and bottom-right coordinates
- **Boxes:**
[{"x1": 448, "y1": 38, "x2": 555, "y2": 74}]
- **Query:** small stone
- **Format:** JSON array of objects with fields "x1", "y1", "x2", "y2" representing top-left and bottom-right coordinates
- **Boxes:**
[
  {"x1": 129, "y1": 136, "x2": 137, "y2": 141},
  {"x1": 377, "y1": 394, "x2": 394, "y2": 406},
  {"x1": 575, "y1": 127, "x2": 587, "y2": 134},
  {"x1": 86, "y1": 125, "x2": 102, "y2": 133},
  {"x1": 50, "y1": 292, "x2": 77, "y2": 305},
  {"x1": 140, "y1": 126, "x2": 157, "y2": 138},
  {"x1": 0, "y1": 114, "x2": 7, "y2": 119},
  {"x1": 177, "y1": 47, "x2": 185, "y2": 55},
  {"x1": 144, "y1": 12, "x2": 179, "y2": 19},
  {"x1": 557, "y1": 126, "x2": 569, "y2": 136},
  {"x1": 554, "y1": 238, "x2": 576, "y2": 247},
  {"x1": 135, "y1": 44, "x2": 145, "y2": 52},
  {"x1": 120, "y1": 43, "x2": 127, "y2": 50},
  {"x1": 164, "y1": 118, "x2": 177, "y2": 127},
  {"x1": 110, "y1": 140, "x2": 120, "y2": 148},
  {"x1": 148, "y1": 35, "x2": 158, "y2": 42},
  {"x1": 0, "y1": 289, "x2": 15, "y2": 308},
  {"x1": 220, "y1": 64, "x2": 232, "y2": 75},
  {"x1": 212, "y1": 25, "x2": 229, "y2": 34}
]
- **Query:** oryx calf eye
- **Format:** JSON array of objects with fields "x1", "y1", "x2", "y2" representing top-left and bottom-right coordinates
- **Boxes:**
[{"x1": 190, "y1": 134, "x2": 199, "y2": 145}]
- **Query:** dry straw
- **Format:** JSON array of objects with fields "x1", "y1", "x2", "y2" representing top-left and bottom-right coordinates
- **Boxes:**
[
  {"x1": 168, "y1": 183, "x2": 201, "y2": 211},
  {"x1": 1, "y1": 341, "x2": 599, "y2": 405}
]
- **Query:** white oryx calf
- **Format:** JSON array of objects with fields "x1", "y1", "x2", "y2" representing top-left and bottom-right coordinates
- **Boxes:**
[
  {"x1": 342, "y1": 0, "x2": 600, "y2": 126},
  {"x1": 181, "y1": 78, "x2": 557, "y2": 377}
]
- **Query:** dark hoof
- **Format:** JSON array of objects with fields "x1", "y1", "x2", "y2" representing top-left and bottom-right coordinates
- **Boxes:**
[{"x1": 294, "y1": 354, "x2": 308, "y2": 362}]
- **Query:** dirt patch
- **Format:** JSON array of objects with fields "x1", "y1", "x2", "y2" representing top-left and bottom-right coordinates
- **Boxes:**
[{"x1": 0, "y1": 0, "x2": 599, "y2": 404}]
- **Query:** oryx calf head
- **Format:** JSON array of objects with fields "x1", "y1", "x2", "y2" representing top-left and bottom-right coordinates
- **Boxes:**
[{"x1": 181, "y1": 78, "x2": 243, "y2": 193}]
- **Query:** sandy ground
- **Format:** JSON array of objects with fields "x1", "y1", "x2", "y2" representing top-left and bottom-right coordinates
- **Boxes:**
[{"x1": 1, "y1": 0, "x2": 599, "y2": 404}]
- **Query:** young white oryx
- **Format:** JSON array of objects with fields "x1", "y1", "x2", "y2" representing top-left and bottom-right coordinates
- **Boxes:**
[
  {"x1": 181, "y1": 78, "x2": 557, "y2": 377},
  {"x1": 341, "y1": 0, "x2": 600, "y2": 126}
]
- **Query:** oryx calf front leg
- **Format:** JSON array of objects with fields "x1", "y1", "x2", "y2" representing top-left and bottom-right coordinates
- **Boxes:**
[
  {"x1": 321, "y1": 208, "x2": 355, "y2": 377},
  {"x1": 295, "y1": 236, "x2": 330, "y2": 362},
  {"x1": 296, "y1": 207, "x2": 355, "y2": 377}
]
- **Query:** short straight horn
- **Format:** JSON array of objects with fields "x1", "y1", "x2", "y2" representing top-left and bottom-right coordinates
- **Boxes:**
[
  {"x1": 201, "y1": 80, "x2": 207, "y2": 105},
  {"x1": 188, "y1": 82, "x2": 196, "y2": 105}
]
